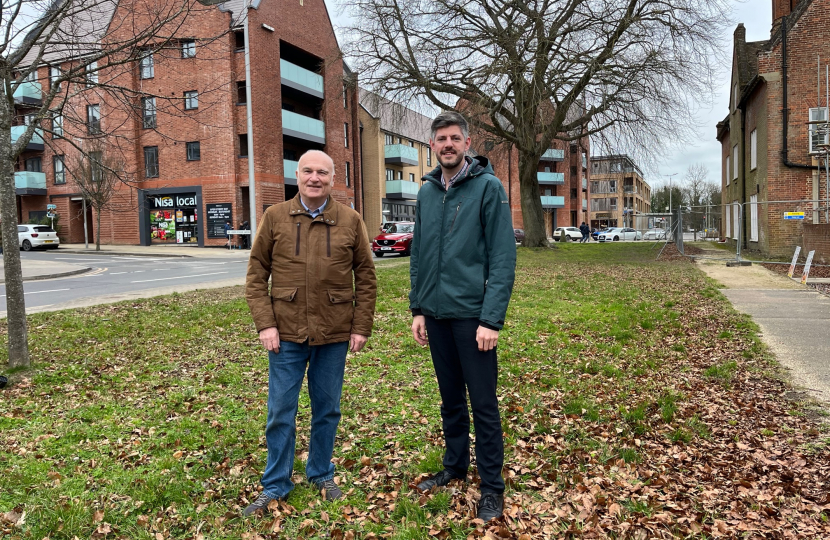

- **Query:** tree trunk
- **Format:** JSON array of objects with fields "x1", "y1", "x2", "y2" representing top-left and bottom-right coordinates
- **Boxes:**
[
  {"x1": 518, "y1": 151, "x2": 547, "y2": 248},
  {"x1": 95, "y1": 209, "x2": 101, "y2": 251},
  {"x1": 0, "y1": 129, "x2": 30, "y2": 368}
]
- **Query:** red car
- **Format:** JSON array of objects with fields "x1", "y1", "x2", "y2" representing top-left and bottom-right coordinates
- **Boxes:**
[{"x1": 373, "y1": 221, "x2": 415, "y2": 257}]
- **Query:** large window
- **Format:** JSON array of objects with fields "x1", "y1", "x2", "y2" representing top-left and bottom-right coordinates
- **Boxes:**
[
  {"x1": 186, "y1": 141, "x2": 200, "y2": 161},
  {"x1": 53, "y1": 155, "x2": 65, "y2": 184},
  {"x1": 86, "y1": 61, "x2": 98, "y2": 87},
  {"x1": 725, "y1": 204, "x2": 731, "y2": 238},
  {"x1": 184, "y1": 90, "x2": 198, "y2": 110},
  {"x1": 139, "y1": 52, "x2": 154, "y2": 79},
  {"x1": 144, "y1": 146, "x2": 159, "y2": 178},
  {"x1": 749, "y1": 194, "x2": 758, "y2": 242},
  {"x1": 809, "y1": 107, "x2": 829, "y2": 154},
  {"x1": 732, "y1": 145, "x2": 738, "y2": 180},
  {"x1": 50, "y1": 66, "x2": 61, "y2": 88},
  {"x1": 90, "y1": 151, "x2": 103, "y2": 183},
  {"x1": 385, "y1": 168, "x2": 394, "y2": 181},
  {"x1": 87, "y1": 104, "x2": 101, "y2": 134},
  {"x1": 384, "y1": 133, "x2": 394, "y2": 146},
  {"x1": 25, "y1": 157, "x2": 42, "y2": 172},
  {"x1": 726, "y1": 155, "x2": 730, "y2": 186},
  {"x1": 181, "y1": 40, "x2": 196, "y2": 58},
  {"x1": 750, "y1": 129, "x2": 757, "y2": 170},
  {"x1": 345, "y1": 162, "x2": 351, "y2": 188},
  {"x1": 344, "y1": 123, "x2": 349, "y2": 148},
  {"x1": 236, "y1": 81, "x2": 246, "y2": 104},
  {"x1": 51, "y1": 113, "x2": 63, "y2": 137},
  {"x1": 409, "y1": 173, "x2": 415, "y2": 182},
  {"x1": 142, "y1": 97, "x2": 156, "y2": 128},
  {"x1": 238, "y1": 134, "x2": 248, "y2": 157},
  {"x1": 732, "y1": 201, "x2": 739, "y2": 240}
]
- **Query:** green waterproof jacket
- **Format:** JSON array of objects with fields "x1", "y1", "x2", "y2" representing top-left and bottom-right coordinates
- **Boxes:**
[{"x1": 409, "y1": 156, "x2": 516, "y2": 329}]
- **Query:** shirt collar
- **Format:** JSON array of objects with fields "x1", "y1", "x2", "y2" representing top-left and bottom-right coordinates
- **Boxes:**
[
  {"x1": 441, "y1": 156, "x2": 472, "y2": 188},
  {"x1": 300, "y1": 197, "x2": 328, "y2": 217}
]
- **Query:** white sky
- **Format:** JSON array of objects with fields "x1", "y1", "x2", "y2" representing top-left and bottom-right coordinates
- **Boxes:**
[{"x1": 325, "y1": 0, "x2": 773, "y2": 192}]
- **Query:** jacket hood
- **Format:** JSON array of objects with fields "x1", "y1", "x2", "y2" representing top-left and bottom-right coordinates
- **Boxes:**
[{"x1": 423, "y1": 156, "x2": 494, "y2": 188}]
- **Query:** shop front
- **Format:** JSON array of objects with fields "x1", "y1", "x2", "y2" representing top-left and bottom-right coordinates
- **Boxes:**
[{"x1": 139, "y1": 187, "x2": 204, "y2": 247}]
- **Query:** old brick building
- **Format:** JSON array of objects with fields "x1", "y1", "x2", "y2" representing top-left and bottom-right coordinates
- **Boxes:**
[
  {"x1": 717, "y1": 0, "x2": 830, "y2": 258},
  {"x1": 12, "y1": 0, "x2": 360, "y2": 247}
]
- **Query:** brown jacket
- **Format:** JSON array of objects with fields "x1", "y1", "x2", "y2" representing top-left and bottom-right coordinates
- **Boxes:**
[{"x1": 245, "y1": 195, "x2": 377, "y2": 345}]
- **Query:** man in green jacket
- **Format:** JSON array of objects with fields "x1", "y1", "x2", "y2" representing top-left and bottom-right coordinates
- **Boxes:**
[{"x1": 410, "y1": 112, "x2": 517, "y2": 522}]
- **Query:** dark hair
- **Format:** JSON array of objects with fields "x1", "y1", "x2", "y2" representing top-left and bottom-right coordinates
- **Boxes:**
[{"x1": 430, "y1": 111, "x2": 469, "y2": 141}]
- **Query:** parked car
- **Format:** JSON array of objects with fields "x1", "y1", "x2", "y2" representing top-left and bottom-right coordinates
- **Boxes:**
[
  {"x1": 373, "y1": 221, "x2": 415, "y2": 257},
  {"x1": 642, "y1": 228, "x2": 667, "y2": 241},
  {"x1": 18, "y1": 224, "x2": 60, "y2": 251},
  {"x1": 514, "y1": 229, "x2": 525, "y2": 243},
  {"x1": 591, "y1": 228, "x2": 609, "y2": 241},
  {"x1": 553, "y1": 227, "x2": 583, "y2": 241},
  {"x1": 597, "y1": 227, "x2": 642, "y2": 242}
]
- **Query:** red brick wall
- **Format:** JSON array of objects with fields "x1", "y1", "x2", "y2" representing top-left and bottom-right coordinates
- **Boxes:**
[{"x1": 804, "y1": 224, "x2": 830, "y2": 264}]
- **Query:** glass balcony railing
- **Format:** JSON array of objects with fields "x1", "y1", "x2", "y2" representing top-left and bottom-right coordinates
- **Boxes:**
[
  {"x1": 582, "y1": 199, "x2": 587, "y2": 210},
  {"x1": 280, "y1": 59, "x2": 324, "y2": 99},
  {"x1": 582, "y1": 177, "x2": 588, "y2": 190},
  {"x1": 15, "y1": 171, "x2": 46, "y2": 191},
  {"x1": 582, "y1": 155, "x2": 587, "y2": 169},
  {"x1": 385, "y1": 180, "x2": 420, "y2": 200},
  {"x1": 540, "y1": 148, "x2": 564, "y2": 161},
  {"x1": 11, "y1": 126, "x2": 44, "y2": 151},
  {"x1": 384, "y1": 144, "x2": 419, "y2": 166},
  {"x1": 282, "y1": 110, "x2": 325, "y2": 144},
  {"x1": 13, "y1": 81, "x2": 42, "y2": 104},
  {"x1": 540, "y1": 196, "x2": 565, "y2": 209},
  {"x1": 537, "y1": 172, "x2": 564, "y2": 185},
  {"x1": 283, "y1": 159, "x2": 299, "y2": 184}
]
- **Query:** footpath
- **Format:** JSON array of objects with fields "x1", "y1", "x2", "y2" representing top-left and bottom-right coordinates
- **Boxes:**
[{"x1": 695, "y1": 251, "x2": 830, "y2": 411}]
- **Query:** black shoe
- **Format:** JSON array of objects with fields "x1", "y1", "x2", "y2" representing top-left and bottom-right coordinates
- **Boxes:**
[
  {"x1": 243, "y1": 492, "x2": 280, "y2": 516},
  {"x1": 314, "y1": 478, "x2": 343, "y2": 501},
  {"x1": 477, "y1": 492, "x2": 503, "y2": 522},
  {"x1": 416, "y1": 469, "x2": 464, "y2": 491}
]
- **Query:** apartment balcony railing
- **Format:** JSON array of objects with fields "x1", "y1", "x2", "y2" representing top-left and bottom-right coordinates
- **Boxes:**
[
  {"x1": 582, "y1": 177, "x2": 587, "y2": 190},
  {"x1": 283, "y1": 159, "x2": 299, "y2": 185},
  {"x1": 582, "y1": 199, "x2": 587, "y2": 210},
  {"x1": 282, "y1": 110, "x2": 325, "y2": 144},
  {"x1": 582, "y1": 155, "x2": 587, "y2": 169},
  {"x1": 537, "y1": 172, "x2": 564, "y2": 185},
  {"x1": 386, "y1": 180, "x2": 419, "y2": 200},
  {"x1": 280, "y1": 59, "x2": 324, "y2": 99},
  {"x1": 540, "y1": 196, "x2": 565, "y2": 209},
  {"x1": 13, "y1": 81, "x2": 42, "y2": 105},
  {"x1": 11, "y1": 125, "x2": 44, "y2": 151},
  {"x1": 624, "y1": 185, "x2": 636, "y2": 193},
  {"x1": 15, "y1": 171, "x2": 47, "y2": 195},
  {"x1": 540, "y1": 149, "x2": 564, "y2": 162},
  {"x1": 385, "y1": 144, "x2": 419, "y2": 166}
]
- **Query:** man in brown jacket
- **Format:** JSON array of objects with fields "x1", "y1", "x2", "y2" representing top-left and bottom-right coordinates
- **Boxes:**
[{"x1": 244, "y1": 150, "x2": 377, "y2": 515}]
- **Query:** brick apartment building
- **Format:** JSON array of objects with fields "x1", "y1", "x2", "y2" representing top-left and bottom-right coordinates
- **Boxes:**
[
  {"x1": 588, "y1": 155, "x2": 651, "y2": 230},
  {"x1": 12, "y1": 0, "x2": 360, "y2": 247},
  {"x1": 717, "y1": 0, "x2": 830, "y2": 258},
  {"x1": 358, "y1": 90, "x2": 433, "y2": 236}
]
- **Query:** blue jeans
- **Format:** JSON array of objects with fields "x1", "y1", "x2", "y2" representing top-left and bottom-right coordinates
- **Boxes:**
[{"x1": 260, "y1": 340, "x2": 349, "y2": 500}]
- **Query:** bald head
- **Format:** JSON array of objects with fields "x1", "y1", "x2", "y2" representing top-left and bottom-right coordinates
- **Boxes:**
[
  {"x1": 296, "y1": 150, "x2": 335, "y2": 209},
  {"x1": 298, "y1": 150, "x2": 335, "y2": 175}
]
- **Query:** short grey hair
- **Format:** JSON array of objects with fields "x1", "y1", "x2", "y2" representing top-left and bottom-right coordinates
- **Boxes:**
[{"x1": 430, "y1": 111, "x2": 469, "y2": 141}]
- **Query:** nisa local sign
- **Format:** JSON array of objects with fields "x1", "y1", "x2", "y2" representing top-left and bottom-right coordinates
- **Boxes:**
[{"x1": 150, "y1": 194, "x2": 197, "y2": 208}]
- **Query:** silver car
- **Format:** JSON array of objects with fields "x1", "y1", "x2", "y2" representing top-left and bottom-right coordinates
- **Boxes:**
[{"x1": 18, "y1": 224, "x2": 60, "y2": 251}]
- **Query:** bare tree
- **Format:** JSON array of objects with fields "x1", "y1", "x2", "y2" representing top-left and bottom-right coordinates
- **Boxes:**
[
  {"x1": 342, "y1": 0, "x2": 730, "y2": 247},
  {"x1": 68, "y1": 140, "x2": 124, "y2": 250},
  {"x1": 1, "y1": 0, "x2": 230, "y2": 368}
]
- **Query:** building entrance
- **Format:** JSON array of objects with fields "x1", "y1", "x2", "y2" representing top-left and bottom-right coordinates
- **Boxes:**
[{"x1": 147, "y1": 193, "x2": 199, "y2": 244}]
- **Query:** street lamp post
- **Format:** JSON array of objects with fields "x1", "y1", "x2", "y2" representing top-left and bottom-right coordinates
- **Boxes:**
[{"x1": 664, "y1": 173, "x2": 678, "y2": 213}]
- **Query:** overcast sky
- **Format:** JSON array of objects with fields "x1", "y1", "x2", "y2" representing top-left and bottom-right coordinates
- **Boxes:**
[{"x1": 325, "y1": 0, "x2": 772, "y2": 191}]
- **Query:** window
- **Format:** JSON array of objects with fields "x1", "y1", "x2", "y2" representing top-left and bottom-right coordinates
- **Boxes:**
[
  {"x1": 725, "y1": 205, "x2": 731, "y2": 238},
  {"x1": 186, "y1": 141, "x2": 200, "y2": 161},
  {"x1": 809, "y1": 107, "x2": 829, "y2": 153},
  {"x1": 23, "y1": 113, "x2": 36, "y2": 125},
  {"x1": 345, "y1": 162, "x2": 351, "y2": 188},
  {"x1": 90, "y1": 151, "x2": 103, "y2": 183},
  {"x1": 181, "y1": 40, "x2": 196, "y2": 58},
  {"x1": 86, "y1": 61, "x2": 98, "y2": 87},
  {"x1": 344, "y1": 122, "x2": 349, "y2": 148},
  {"x1": 237, "y1": 81, "x2": 247, "y2": 104},
  {"x1": 409, "y1": 140, "x2": 415, "y2": 147},
  {"x1": 139, "y1": 52, "x2": 154, "y2": 79},
  {"x1": 184, "y1": 90, "x2": 198, "y2": 110},
  {"x1": 52, "y1": 113, "x2": 63, "y2": 138},
  {"x1": 50, "y1": 66, "x2": 61, "y2": 88},
  {"x1": 409, "y1": 173, "x2": 415, "y2": 182},
  {"x1": 397, "y1": 171, "x2": 403, "y2": 180},
  {"x1": 343, "y1": 85, "x2": 348, "y2": 108},
  {"x1": 25, "y1": 157, "x2": 42, "y2": 172},
  {"x1": 23, "y1": 70, "x2": 37, "y2": 82},
  {"x1": 234, "y1": 30, "x2": 245, "y2": 51},
  {"x1": 238, "y1": 134, "x2": 248, "y2": 157},
  {"x1": 386, "y1": 168, "x2": 394, "y2": 181},
  {"x1": 142, "y1": 97, "x2": 156, "y2": 128},
  {"x1": 732, "y1": 201, "x2": 739, "y2": 240},
  {"x1": 144, "y1": 146, "x2": 159, "y2": 177},
  {"x1": 87, "y1": 104, "x2": 101, "y2": 134},
  {"x1": 749, "y1": 194, "x2": 758, "y2": 242},
  {"x1": 732, "y1": 145, "x2": 738, "y2": 179},
  {"x1": 608, "y1": 180, "x2": 617, "y2": 193},
  {"x1": 726, "y1": 155, "x2": 730, "y2": 186},
  {"x1": 427, "y1": 150, "x2": 432, "y2": 166},
  {"x1": 385, "y1": 134, "x2": 394, "y2": 146},
  {"x1": 750, "y1": 129, "x2": 757, "y2": 170},
  {"x1": 571, "y1": 188, "x2": 577, "y2": 199},
  {"x1": 53, "y1": 155, "x2": 65, "y2": 184},
  {"x1": 610, "y1": 198, "x2": 618, "y2": 210}
]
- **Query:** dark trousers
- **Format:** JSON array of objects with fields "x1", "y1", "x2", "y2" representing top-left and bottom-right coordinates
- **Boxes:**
[{"x1": 424, "y1": 316, "x2": 505, "y2": 493}]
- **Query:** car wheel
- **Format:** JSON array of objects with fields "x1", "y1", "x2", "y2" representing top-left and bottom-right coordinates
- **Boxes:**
[
  {"x1": 613, "y1": 236, "x2": 620, "y2": 242},
  {"x1": 375, "y1": 252, "x2": 384, "y2": 258},
  {"x1": 22, "y1": 240, "x2": 32, "y2": 251}
]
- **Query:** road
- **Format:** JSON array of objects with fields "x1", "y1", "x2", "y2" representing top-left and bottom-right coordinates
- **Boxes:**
[{"x1": 0, "y1": 251, "x2": 249, "y2": 314}]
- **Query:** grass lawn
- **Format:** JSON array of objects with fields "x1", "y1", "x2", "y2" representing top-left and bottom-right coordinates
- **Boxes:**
[{"x1": 2, "y1": 244, "x2": 829, "y2": 539}]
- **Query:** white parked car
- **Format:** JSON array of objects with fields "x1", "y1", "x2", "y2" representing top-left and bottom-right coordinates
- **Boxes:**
[
  {"x1": 553, "y1": 227, "x2": 583, "y2": 241},
  {"x1": 18, "y1": 224, "x2": 60, "y2": 251},
  {"x1": 597, "y1": 227, "x2": 642, "y2": 242},
  {"x1": 642, "y1": 228, "x2": 668, "y2": 241}
]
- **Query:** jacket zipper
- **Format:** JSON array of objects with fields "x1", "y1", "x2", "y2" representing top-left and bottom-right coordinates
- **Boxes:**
[
  {"x1": 326, "y1": 226, "x2": 331, "y2": 257},
  {"x1": 448, "y1": 200, "x2": 461, "y2": 235},
  {"x1": 295, "y1": 222, "x2": 301, "y2": 256}
]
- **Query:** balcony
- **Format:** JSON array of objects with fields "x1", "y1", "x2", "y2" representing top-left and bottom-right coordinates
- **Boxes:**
[
  {"x1": 540, "y1": 196, "x2": 565, "y2": 209},
  {"x1": 582, "y1": 199, "x2": 587, "y2": 210},
  {"x1": 282, "y1": 110, "x2": 325, "y2": 144},
  {"x1": 11, "y1": 126, "x2": 44, "y2": 151},
  {"x1": 624, "y1": 185, "x2": 636, "y2": 193},
  {"x1": 385, "y1": 144, "x2": 419, "y2": 166},
  {"x1": 540, "y1": 148, "x2": 564, "y2": 161},
  {"x1": 582, "y1": 155, "x2": 587, "y2": 169},
  {"x1": 537, "y1": 172, "x2": 564, "y2": 185},
  {"x1": 386, "y1": 180, "x2": 419, "y2": 200},
  {"x1": 280, "y1": 59, "x2": 324, "y2": 99},
  {"x1": 13, "y1": 81, "x2": 42, "y2": 105},
  {"x1": 14, "y1": 171, "x2": 47, "y2": 195},
  {"x1": 283, "y1": 159, "x2": 299, "y2": 185},
  {"x1": 582, "y1": 177, "x2": 587, "y2": 190}
]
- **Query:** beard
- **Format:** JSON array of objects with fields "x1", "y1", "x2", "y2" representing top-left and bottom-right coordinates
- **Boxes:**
[{"x1": 438, "y1": 151, "x2": 464, "y2": 169}]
